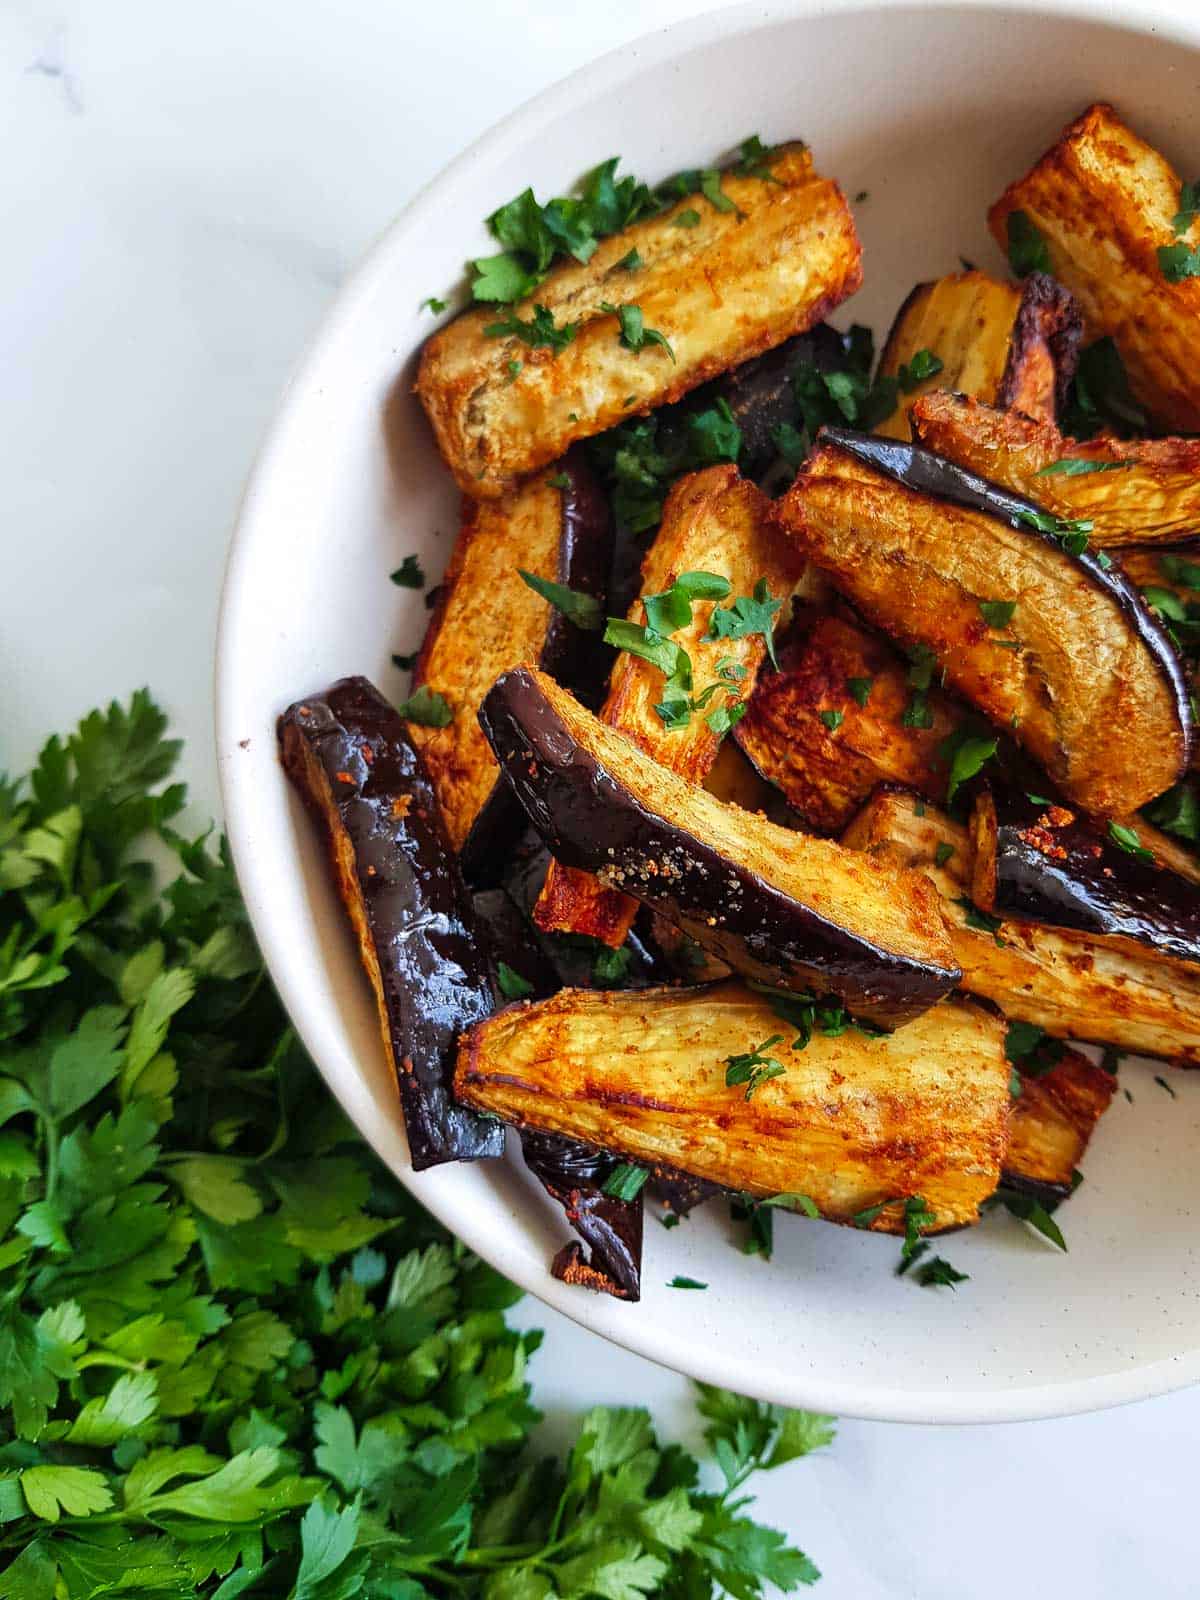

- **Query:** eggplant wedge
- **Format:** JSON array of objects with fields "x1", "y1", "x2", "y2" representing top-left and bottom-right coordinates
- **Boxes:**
[
  {"x1": 843, "y1": 785, "x2": 1200, "y2": 1063},
  {"x1": 278, "y1": 678, "x2": 503, "y2": 1169},
  {"x1": 417, "y1": 143, "x2": 863, "y2": 497},
  {"x1": 971, "y1": 785, "x2": 1200, "y2": 966},
  {"x1": 912, "y1": 391, "x2": 1200, "y2": 548},
  {"x1": 409, "y1": 452, "x2": 613, "y2": 877},
  {"x1": 481, "y1": 664, "x2": 961, "y2": 1027},
  {"x1": 708, "y1": 321, "x2": 850, "y2": 485},
  {"x1": 875, "y1": 271, "x2": 1081, "y2": 440},
  {"x1": 456, "y1": 982, "x2": 1009, "y2": 1230},
  {"x1": 735, "y1": 613, "x2": 968, "y2": 830},
  {"x1": 1005, "y1": 1048, "x2": 1115, "y2": 1207},
  {"x1": 989, "y1": 103, "x2": 1200, "y2": 432},
  {"x1": 534, "y1": 464, "x2": 800, "y2": 946},
  {"x1": 777, "y1": 429, "x2": 1191, "y2": 815}
]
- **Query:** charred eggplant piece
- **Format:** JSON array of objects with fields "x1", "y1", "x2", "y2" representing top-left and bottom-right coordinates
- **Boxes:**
[
  {"x1": 417, "y1": 143, "x2": 862, "y2": 497},
  {"x1": 912, "y1": 392, "x2": 1200, "y2": 548},
  {"x1": 517, "y1": 1129, "x2": 643, "y2": 1301},
  {"x1": 534, "y1": 464, "x2": 800, "y2": 947},
  {"x1": 410, "y1": 452, "x2": 612, "y2": 879},
  {"x1": 971, "y1": 785, "x2": 1200, "y2": 966},
  {"x1": 456, "y1": 981, "x2": 1009, "y2": 1230},
  {"x1": 278, "y1": 678, "x2": 503, "y2": 1169},
  {"x1": 711, "y1": 322, "x2": 849, "y2": 483},
  {"x1": 735, "y1": 613, "x2": 969, "y2": 831},
  {"x1": 777, "y1": 430, "x2": 1190, "y2": 814},
  {"x1": 1005, "y1": 1048, "x2": 1115, "y2": 1207},
  {"x1": 481, "y1": 664, "x2": 960, "y2": 1027},
  {"x1": 876, "y1": 271, "x2": 1081, "y2": 440},
  {"x1": 843, "y1": 785, "x2": 1200, "y2": 1063},
  {"x1": 989, "y1": 102, "x2": 1200, "y2": 432}
]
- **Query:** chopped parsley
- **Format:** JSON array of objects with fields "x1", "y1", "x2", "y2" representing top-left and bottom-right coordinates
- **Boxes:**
[
  {"x1": 483, "y1": 303, "x2": 578, "y2": 352},
  {"x1": 592, "y1": 944, "x2": 634, "y2": 987},
  {"x1": 1035, "y1": 457, "x2": 1131, "y2": 477},
  {"x1": 724, "y1": 1035, "x2": 787, "y2": 1099},
  {"x1": 900, "y1": 643, "x2": 938, "y2": 729},
  {"x1": 660, "y1": 1212, "x2": 681, "y2": 1229},
  {"x1": 1144, "y1": 781, "x2": 1200, "y2": 843},
  {"x1": 895, "y1": 1196, "x2": 938, "y2": 1276},
  {"x1": 1004, "y1": 1019, "x2": 1064, "y2": 1076},
  {"x1": 1006, "y1": 209, "x2": 1052, "y2": 276},
  {"x1": 934, "y1": 841, "x2": 956, "y2": 868},
  {"x1": 1172, "y1": 178, "x2": 1200, "y2": 234},
  {"x1": 996, "y1": 1189, "x2": 1068, "y2": 1251},
  {"x1": 643, "y1": 569, "x2": 731, "y2": 634},
  {"x1": 394, "y1": 685, "x2": 453, "y2": 727},
  {"x1": 519, "y1": 568, "x2": 604, "y2": 631},
  {"x1": 897, "y1": 348, "x2": 944, "y2": 390},
  {"x1": 1061, "y1": 338, "x2": 1147, "y2": 438},
  {"x1": 734, "y1": 133, "x2": 784, "y2": 181},
  {"x1": 1014, "y1": 506, "x2": 1094, "y2": 555},
  {"x1": 420, "y1": 294, "x2": 447, "y2": 313},
  {"x1": 602, "y1": 1162, "x2": 649, "y2": 1200},
  {"x1": 978, "y1": 599, "x2": 1017, "y2": 628},
  {"x1": 545, "y1": 470, "x2": 571, "y2": 488},
  {"x1": 506, "y1": 358, "x2": 523, "y2": 383},
  {"x1": 617, "y1": 247, "x2": 643, "y2": 270},
  {"x1": 1160, "y1": 554, "x2": 1200, "y2": 590},
  {"x1": 847, "y1": 676, "x2": 873, "y2": 708},
  {"x1": 954, "y1": 896, "x2": 1006, "y2": 944},
  {"x1": 601, "y1": 301, "x2": 675, "y2": 361},
  {"x1": 391, "y1": 649, "x2": 418, "y2": 671},
  {"x1": 916, "y1": 1257, "x2": 969, "y2": 1288},
  {"x1": 1108, "y1": 819, "x2": 1154, "y2": 862},
  {"x1": 390, "y1": 553, "x2": 425, "y2": 588},
  {"x1": 588, "y1": 401, "x2": 741, "y2": 533},
  {"x1": 700, "y1": 169, "x2": 737, "y2": 213},
  {"x1": 1156, "y1": 1074, "x2": 1179, "y2": 1098},
  {"x1": 674, "y1": 208, "x2": 702, "y2": 227},
  {"x1": 707, "y1": 579, "x2": 783, "y2": 667},
  {"x1": 942, "y1": 733, "x2": 998, "y2": 805},
  {"x1": 496, "y1": 960, "x2": 535, "y2": 1000},
  {"x1": 1158, "y1": 241, "x2": 1200, "y2": 282},
  {"x1": 668, "y1": 1276, "x2": 708, "y2": 1289},
  {"x1": 819, "y1": 709, "x2": 844, "y2": 732}
]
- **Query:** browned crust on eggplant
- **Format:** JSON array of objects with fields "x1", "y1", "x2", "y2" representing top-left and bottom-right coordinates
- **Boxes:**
[
  {"x1": 876, "y1": 271, "x2": 1080, "y2": 441},
  {"x1": 844, "y1": 785, "x2": 1200, "y2": 1063},
  {"x1": 988, "y1": 102, "x2": 1200, "y2": 432},
  {"x1": 912, "y1": 391, "x2": 1200, "y2": 547},
  {"x1": 1006, "y1": 1048, "x2": 1115, "y2": 1201},
  {"x1": 417, "y1": 144, "x2": 863, "y2": 497},
  {"x1": 456, "y1": 982, "x2": 1009, "y2": 1230},
  {"x1": 735, "y1": 613, "x2": 967, "y2": 830},
  {"x1": 534, "y1": 465, "x2": 799, "y2": 945},
  {"x1": 776, "y1": 440, "x2": 1187, "y2": 815}
]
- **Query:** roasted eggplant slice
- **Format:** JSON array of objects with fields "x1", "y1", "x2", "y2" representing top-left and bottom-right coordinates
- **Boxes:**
[
  {"x1": 777, "y1": 430, "x2": 1191, "y2": 814},
  {"x1": 534, "y1": 464, "x2": 800, "y2": 946},
  {"x1": 735, "y1": 613, "x2": 968, "y2": 830},
  {"x1": 417, "y1": 143, "x2": 862, "y2": 497},
  {"x1": 971, "y1": 784, "x2": 1200, "y2": 966},
  {"x1": 480, "y1": 664, "x2": 961, "y2": 1027},
  {"x1": 842, "y1": 785, "x2": 1200, "y2": 1063},
  {"x1": 456, "y1": 982, "x2": 1009, "y2": 1230},
  {"x1": 278, "y1": 678, "x2": 503, "y2": 1169},
  {"x1": 517, "y1": 1129, "x2": 642, "y2": 1301},
  {"x1": 1005, "y1": 1048, "x2": 1115, "y2": 1207},
  {"x1": 409, "y1": 452, "x2": 612, "y2": 877},
  {"x1": 989, "y1": 102, "x2": 1200, "y2": 432},
  {"x1": 875, "y1": 271, "x2": 1081, "y2": 440},
  {"x1": 911, "y1": 392, "x2": 1200, "y2": 548}
]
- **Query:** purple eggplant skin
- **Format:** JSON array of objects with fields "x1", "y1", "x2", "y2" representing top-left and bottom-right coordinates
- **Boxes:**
[
  {"x1": 278, "y1": 677, "x2": 503, "y2": 1169},
  {"x1": 460, "y1": 449, "x2": 615, "y2": 885},
  {"x1": 478, "y1": 666, "x2": 960, "y2": 1029},
  {"x1": 820, "y1": 425, "x2": 1194, "y2": 761},
  {"x1": 713, "y1": 322, "x2": 848, "y2": 486},
  {"x1": 983, "y1": 783, "x2": 1200, "y2": 966},
  {"x1": 517, "y1": 1129, "x2": 643, "y2": 1301}
]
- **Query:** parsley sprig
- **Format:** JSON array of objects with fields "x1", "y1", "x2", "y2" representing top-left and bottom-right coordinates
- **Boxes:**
[{"x1": 0, "y1": 692, "x2": 832, "y2": 1597}]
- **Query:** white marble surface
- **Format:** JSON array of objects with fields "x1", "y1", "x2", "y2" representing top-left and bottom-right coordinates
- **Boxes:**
[{"x1": 2, "y1": 1, "x2": 1196, "y2": 1592}]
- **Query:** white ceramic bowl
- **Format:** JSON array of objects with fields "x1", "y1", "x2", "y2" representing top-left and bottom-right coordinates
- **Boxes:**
[{"x1": 218, "y1": 0, "x2": 1200, "y2": 1423}]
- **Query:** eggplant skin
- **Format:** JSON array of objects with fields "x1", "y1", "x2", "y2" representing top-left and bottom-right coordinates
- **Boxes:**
[
  {"x1": 410, "y1": 452, "x2": 612, "y2": 875},
  {"x1": 735, "y1": 613, "x2": 967, "y2": 831},
  {"x1": 480, "y1": 664, "x2": 960, "y2": 1028},
  {"x1": 912, "y1": 391, "x2": 1200, "y2": 548},
  {"x1": 971, "y1": 785, "x2": 1200, "y2": 968},
  {"x1": 1005, "y1": 1048, "x2": 1115, "y2": 1206},
  {"x1": 277, "y1": 678, "x2": 503, "y2": 1169},
  {"x1": 875, "y1": 271, "x2": 1080, "y2": 441},
  {"x1": 534, "y1": 464, "x2": 800, "y2": 947},
  {"x1": 777, "y1": 434, "x2": 1190, "y2": 815},
  {"x1": 455, "y1": 982, "x2": 1010, "y2": 1231},
  {"x1": 843, "y1": 785, "x2": 1200, "y2": 1063},
  {"x1": 518, "y1": 1129, "x2": 642, "y2": 1301},
  {"x1": 989, "y1": 102, "x2": 1200, "y2": 432},
  {"x1": 711, "y1": 322, "x2": 848, "y2": 484},
  {"x1": 416, "y1": 143, "x2": 863, "y2": 497}
]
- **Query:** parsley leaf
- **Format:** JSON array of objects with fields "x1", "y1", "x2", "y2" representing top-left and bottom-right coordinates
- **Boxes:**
[
  {"x1": 1035, "y1": 457, "x2": 1131, "y2": 477},
  {"x1": 898, "y1": 349, "x2": 943, "y2": 390},
  {"x1": 847, "y1": 676, "x2": 873, "y2": 708},
  {"x1": 497, "y1": 961, "x2": 534, "y2": 1000},
  {"x1": 1014, "y1": 507, "x2": 1094, "y2": 555},
  {"x1": 518, "y1": 569, "x2": 604, "y2": 631},
  {"x1": 707, "y1": 579, "x2": 783, "y2": 667},
  {"x1": 978, "y1": 599, "x2": 1016, "y2": 628},
  {"x1": 1173, "y1": 178, "x2": 1200, "y2": 234},
  {"x1": 934, "y1": 841, "x2": 955, "y2": 868},
  {"x1": 603, "y1": 1162, "x2": 649, "y2": 1201},
  {"x1": 1061, "y1": 338, "x2": 1147, "y2": 438},
  {"x1": 674, "y1": 207, "x2": 701, "y2": 228},
  {"x1": 601, "y1": 302, "x2": 675, "y2": 361},
  {"x1": 724, "y1": 1035, "x2": 786, "y2": 1099},
  {"x1": 1006, "y1": 210, "x2": 1051, "y2": 275},
  {"x1": 393, "y1": 686, "x2": 453, "y2": 727},
  {"x1": 819, "y1": 710, "x2": 844, "y2": 732},
  {"x1": 390, "y1": 554, "x2": 425, "y2": 588},
  {"x1": 1159, "y1": 241, "x2": 1200, "y2": 281},
  {"x1": 1108, "y1": 820, "x2": 1154, "y2": 862},
  {"x1": 669, "y1": 1276, "x2": 708, "y2": 1289},
  {"x1": 943, "y1": 734, "x2": 998, "y2": 805},
  {"x1": 420, "y1": 295, "x2": 448, "y2": 314},
  {"x1": 484, "y1": 304, "x2": 578, "y2": 352}
]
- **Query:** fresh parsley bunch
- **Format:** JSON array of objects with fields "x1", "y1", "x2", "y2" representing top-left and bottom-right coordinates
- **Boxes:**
[{"x1": 0, "y1": 693, "x2": 831, "y2": 1597}]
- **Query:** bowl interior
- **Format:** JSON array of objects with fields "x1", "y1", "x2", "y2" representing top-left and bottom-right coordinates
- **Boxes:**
[{"x1": 218, "y1": 0, "x2": 1200, "y2": 1422}]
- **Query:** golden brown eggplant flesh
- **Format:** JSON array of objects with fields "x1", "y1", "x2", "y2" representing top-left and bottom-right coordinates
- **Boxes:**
[
  {"x1": 971, "y1": 785, "x2": 1200, "y2": 967},
  {"x1": 876, "y1": 271, "x2": 1080, "y2": 440},
  {"x1": 735, "y1": 612, "x2": 969, "y2": 831},
  {"x1": 278, "y1": 678, "x2": 503, "y2": 1169},
  {"x1": 777, "y1": 430, "x2": 1190, "y2": 815},
  {"x1": 988, "y1": 102, "x2": 1200, "y2": 433},
  {"x1": 843, "y1": 785, "x2": 1200, "y2": 1064},
  {"x1": 1005, "y1": 1048, "x2": 1115, "y2": 1206},
  {"x1": 912, "y1": 391, "x2": 1200, "y2": 548},
  {"x1": 457, "y1": 982, "x2": 1008, "y2": 1230},
  {"x1": 479, "y1": 664, "x2": 961, "y2": 1027},
  {"x1": 417, "y1": 143, "x2": 863, "y2": 497},
  {"x1": 534, "y1": 464, "x2": 800, "y2": 947},
  {"x1": 409, "y1": 451, "x2": 612, "y2": 879}
]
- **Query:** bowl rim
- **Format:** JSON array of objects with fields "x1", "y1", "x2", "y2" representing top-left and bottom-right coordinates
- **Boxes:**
[{"x1": 216, "y1": 0, "x2": 1200, "y2": 1424}]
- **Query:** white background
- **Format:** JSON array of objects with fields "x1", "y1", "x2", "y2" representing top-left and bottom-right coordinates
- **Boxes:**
[{"x1": 2, "y1": 2, "x2": 1196, "y2": 1592}]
